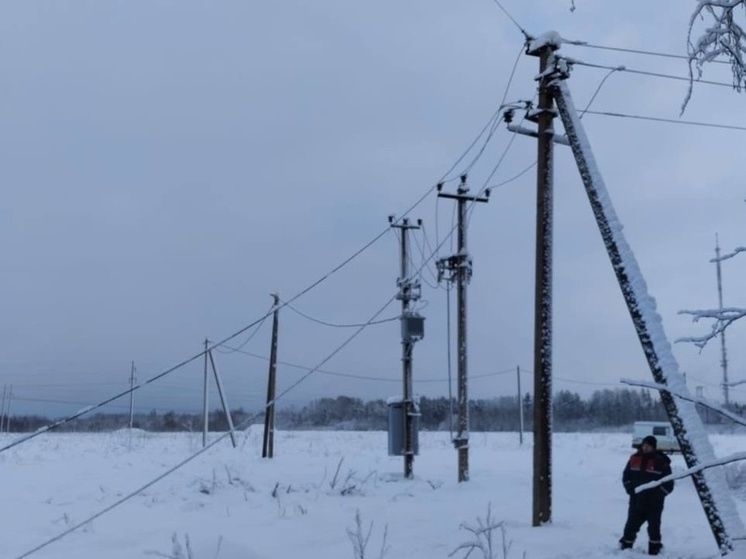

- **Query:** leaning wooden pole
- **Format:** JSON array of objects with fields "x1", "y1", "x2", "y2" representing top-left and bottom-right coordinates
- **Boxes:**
[{"x1": 553, "y1": 73, "x2": 745, "y2": 555}]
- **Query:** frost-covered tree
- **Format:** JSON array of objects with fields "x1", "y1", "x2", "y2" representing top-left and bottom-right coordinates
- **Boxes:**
[
  {"x1": 686, "y1": 1, "x2": 746, "y2": 107},
  {"x1": 678, "y1": 246, "x2": 746, "y2": 353}
]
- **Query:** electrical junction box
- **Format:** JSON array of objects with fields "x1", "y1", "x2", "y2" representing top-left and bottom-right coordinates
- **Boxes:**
[
  {"x1": 386, "y1": 399, "x2": 420, "y2": 456},
  {"x1": 401, "y1": 312, "x2": 425, "y2": 341}
]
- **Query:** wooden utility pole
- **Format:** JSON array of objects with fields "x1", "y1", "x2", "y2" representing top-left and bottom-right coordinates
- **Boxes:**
[
  {"x1": 262, "y1": 293, "x2": 280, "y2": 458},
  {"x1": 528, "y1": 40, "x2": 558, "y2": 526},
  {"x1": 713, "y1": 235, "x2": 730, "y2": 408},
  {"x1": 437, "y1": 175, "x2": 489, "y2": 482},
  {"x1": 202, "y1": 339, "x2": 209, "y2": 447},
  {"x1": 389, "y1": 216, "x2": 423, "y2": 479}
]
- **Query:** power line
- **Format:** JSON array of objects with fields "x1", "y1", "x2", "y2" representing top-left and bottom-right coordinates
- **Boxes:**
[
  {"x1": 281, "y1": 299, "x2": 399, "y2": 328},
  {"x1": 562, "y1": 39, "x2": 731, "y2": 65},
  {"x1": 487, "y1": 161, "x2": 536, "y2": 189},
  {"x1": 214, "y1": 301, "x2": 273, "y2": 354},
  {"x1": 566, "y1": 57, "x2": 736, "y2": 89},
  {"x1": 409, "y1": 230, "x2": 440, "y2": 289},
  {"x1": 462, "y1": 45, "x2": 525, "y2": 176},
  {"x1": 220, "y1": 343, "x2": 518, "y2": 383},
  {"x1": 581, "y1": 109, "x2": 746, "y2": 132},
  {"x1": 580, "y1": 67, "x2": 621, "y2": 118},
  {"x1": 488, "y1": 0, "x2": 531, "y2": 39}
]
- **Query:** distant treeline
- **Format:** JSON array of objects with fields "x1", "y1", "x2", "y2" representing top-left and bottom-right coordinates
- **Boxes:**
[{"x1": 5, "y1": 388, "x2": 740, "y2": 433}]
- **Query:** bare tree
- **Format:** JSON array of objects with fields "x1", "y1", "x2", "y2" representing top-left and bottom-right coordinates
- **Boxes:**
[{"x1": 685, "y1": 1, "x2": 746, "y2": 108}]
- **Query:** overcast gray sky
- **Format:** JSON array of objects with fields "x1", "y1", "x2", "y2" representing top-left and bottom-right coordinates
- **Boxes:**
[{"x1": 2, "y1": 0, "x2": 745, "y2": 418}]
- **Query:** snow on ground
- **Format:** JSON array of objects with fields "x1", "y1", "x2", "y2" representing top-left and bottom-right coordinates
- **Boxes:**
[{"x1": 2, "y1": 428, "x2": 744, "y2": 559}]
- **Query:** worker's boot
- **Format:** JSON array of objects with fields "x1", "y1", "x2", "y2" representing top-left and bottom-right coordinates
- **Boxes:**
[{"x1": 648, "y1": 541, "x2": 662, "y2": 555}]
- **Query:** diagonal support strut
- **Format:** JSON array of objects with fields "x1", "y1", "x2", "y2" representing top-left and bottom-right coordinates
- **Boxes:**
[{"x1": 552, "y1": 77, "x2": 745, "y2": 555}]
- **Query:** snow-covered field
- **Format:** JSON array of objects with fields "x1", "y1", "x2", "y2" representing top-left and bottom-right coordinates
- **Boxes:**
[{"x1": 2, "y1": 428, "x2": 745, "y2": 559}]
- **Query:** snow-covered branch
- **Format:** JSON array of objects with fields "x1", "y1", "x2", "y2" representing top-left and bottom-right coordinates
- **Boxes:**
[
  {"x1": 620, "y1": 378, "x2": 746, "y2": 426},
  {"x1": 637, "y1": 451, "x2": 746, "y2": 495},
  {"x1": 676, "y1": 307, "x2": 746, "y2": 349},
  {"x1": 684, "y1": 0, "x2": 746, "y2": 110}
]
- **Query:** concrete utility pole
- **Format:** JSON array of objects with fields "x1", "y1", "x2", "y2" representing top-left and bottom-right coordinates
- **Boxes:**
[
  {"x1": 528, "y1": 39, "x2": 558, "y2": 526},
  {"x1": 713, "y1": 235, "x2": 730, "y2": 408},
  {"x1": 437, "y1": 175, "x2": 489, "y2": 482},
  {"x1": 389, "y1": 216, "x2": 423, "y2": 479},
  {"x1": 262, "y1": 293, "x2": 280, "y2": 458}
]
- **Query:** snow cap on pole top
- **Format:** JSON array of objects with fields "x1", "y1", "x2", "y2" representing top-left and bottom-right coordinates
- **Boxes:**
[
  {"x1": 527, "y1": 31, "x2": 562, "y2": 55},
  {"x1": 642, "y1": 435, "x2": 657, "y2": 449}
]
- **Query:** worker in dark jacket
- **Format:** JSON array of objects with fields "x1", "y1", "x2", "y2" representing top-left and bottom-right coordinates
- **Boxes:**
[{"x1": 619, "y1": 435, "x2": 674, "y2": 555}]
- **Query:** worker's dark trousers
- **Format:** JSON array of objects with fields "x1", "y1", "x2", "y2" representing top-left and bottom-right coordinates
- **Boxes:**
[{"x1": 622, "y1": 493, "x2": 664, "y2": 544}]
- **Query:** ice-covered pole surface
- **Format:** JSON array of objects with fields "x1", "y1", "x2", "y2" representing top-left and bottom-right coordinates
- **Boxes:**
[{"x1": 552, "y1": 77, "x2": 746, "y2": 555}]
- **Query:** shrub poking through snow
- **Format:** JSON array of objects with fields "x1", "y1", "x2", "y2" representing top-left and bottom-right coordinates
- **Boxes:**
[
  {"x1": 346, "y1": 509, "x2": 390, "y2": 559},
  {"x1": 450, "y1": 503, "x2": 523, "y2": 559}
]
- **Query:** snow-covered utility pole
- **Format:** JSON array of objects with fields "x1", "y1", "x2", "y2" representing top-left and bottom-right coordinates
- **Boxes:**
[
  {"x1": 713, "y1": 235, "x2": 731, "y2": 408},
  {"x1": 389, "y1": 216, "x2": 423, "y2": 479},
  {"x1": 437, "y1": 175, "x2": 489, "y2": 482},
  {"x1": 551, "y1": 52, "x2": 746, "y2": 554},
  {"x1": 263, "y1": 293, "x2": 280, "y2": 458},
  {"x1": 527, "y1": 34, "x2": 558, "y2": 527}
]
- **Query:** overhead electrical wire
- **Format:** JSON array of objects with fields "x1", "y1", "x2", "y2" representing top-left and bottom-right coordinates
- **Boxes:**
[
  {"x1": 487, "y1": 161, "x2": 536, "y2": 189},
  {"x1": 562, "y1": 39, "x2": 732, "y2": 65},
  {"x1": 488, "y1": 0, "x2": 531, "y2": 39},
  {"x1": 219, "y1": 343, "x2": 518, "y2": 383},
  {"x1": 580, "y1": 67, "x2": 621, "y2": 118},
  {"x1": 462, "y1": 45, "x2": 526, "y2": 176},
  {"x1": 282, "y1": 299, "x2": 399, "y2": 328},
  {"x1": 581, "y1": 109, "x2": 746, "y2": 131},
  {"x1": 566, "y1": 57, "x2": 736, "y2": 89},
  {"x1": 214, "y1": 301, "x2": 274, "y2": 354},
  {"x1": 410, "y1": 232, "x2": 440, "y2": 289}
]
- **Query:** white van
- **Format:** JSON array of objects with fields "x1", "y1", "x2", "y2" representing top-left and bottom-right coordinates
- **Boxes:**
[{"x1": 631, "y1": 421, "x2": 681, "y2": 453}]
